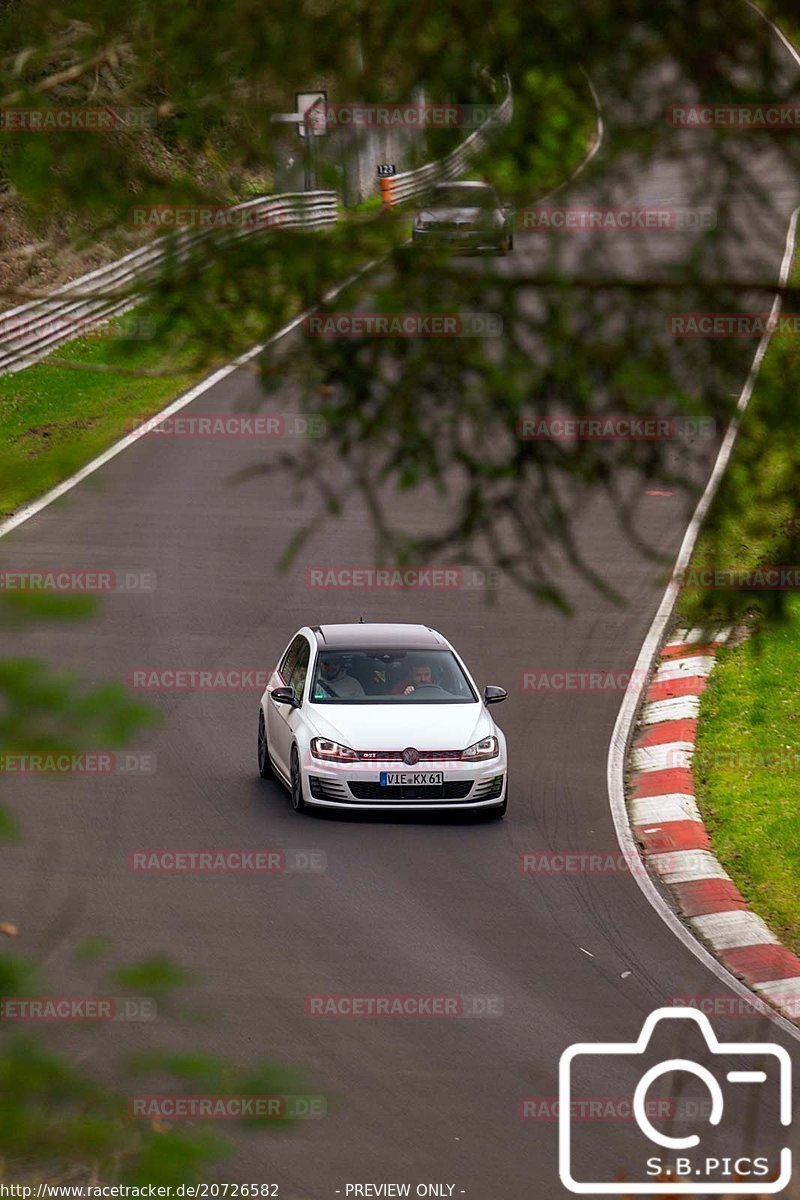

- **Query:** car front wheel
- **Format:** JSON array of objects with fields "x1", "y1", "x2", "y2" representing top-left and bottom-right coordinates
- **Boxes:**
[
  {"x1": 258, "y1": 710, "x2": 274, "y2": 779},
  {"x1": 290, "y1": 745, "x2": 307, "y2": 813}
]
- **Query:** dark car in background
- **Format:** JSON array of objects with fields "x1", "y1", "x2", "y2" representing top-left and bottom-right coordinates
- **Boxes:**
[{"x1": 412, "y1": 180, "x2": 514, "y2": 254}]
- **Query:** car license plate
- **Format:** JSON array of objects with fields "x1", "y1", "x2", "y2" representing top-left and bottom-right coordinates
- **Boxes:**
[{"x1": 379, "y1": 771, "x2": 444, "y2": 786}]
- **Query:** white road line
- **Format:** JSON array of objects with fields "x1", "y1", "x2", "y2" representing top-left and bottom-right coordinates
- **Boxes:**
[{"x1": 746, "y1": 0, "x2": 800, "y2": 70}]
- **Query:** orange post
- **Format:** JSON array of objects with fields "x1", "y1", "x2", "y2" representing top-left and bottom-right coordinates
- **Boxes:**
[{"x1": 380, "y1": 175, "x2": 396, "y2": 209}]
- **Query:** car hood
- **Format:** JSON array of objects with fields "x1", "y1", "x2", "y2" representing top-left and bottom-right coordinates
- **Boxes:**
[{"x1": 307, "y1": 702, "x2": 494, "y2": 751}]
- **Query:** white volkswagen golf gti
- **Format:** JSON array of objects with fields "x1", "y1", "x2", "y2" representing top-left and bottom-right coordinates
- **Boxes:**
[{"x1": 257, "y1": 623, "x2": 508, "y2": 816}]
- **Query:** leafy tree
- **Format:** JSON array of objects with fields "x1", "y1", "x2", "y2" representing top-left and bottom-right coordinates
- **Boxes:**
[
  {"x1": 2, "y1": 1, "x2": 798, "y2": 606},
  {"x1": 0, "y1": 595, "x2": 317, "y2": 1183}
]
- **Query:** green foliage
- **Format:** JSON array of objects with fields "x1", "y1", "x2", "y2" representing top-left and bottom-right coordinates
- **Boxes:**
[
  {"x1": 74, "y1": 936, "x2": 110, "y2": 964},
  {"x1": 0, "y1": 591, "x2": 312, "y2": 1182},
  {"x1": 2, "y1": 0, "x2": 788, "y2": 604},
  {"x1": 1, "y1": 0, "x2": 800, "y2": 1185},
  {"x1": 112, "y1": 957, "x2": 194, "y2": 998},
  {"x1": 678, "y1": 246, "x2": 800, "y2": 627}
]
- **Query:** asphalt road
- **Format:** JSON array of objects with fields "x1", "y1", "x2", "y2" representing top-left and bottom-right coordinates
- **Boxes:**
[{"x1": 3, "y1": 8, "x2": 800, "y2": 1198}]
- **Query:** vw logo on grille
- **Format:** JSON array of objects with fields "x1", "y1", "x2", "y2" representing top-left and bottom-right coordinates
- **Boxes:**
[{"x1": 402, "y1": 747, "x2": 420, "y2": 765}]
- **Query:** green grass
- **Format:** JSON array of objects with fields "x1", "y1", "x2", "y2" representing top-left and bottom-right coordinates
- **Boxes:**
[
  {"x1": 0, "y1": 220, "x2": 412, "y2": 520},
  {"x1": 0, "y1": 212, "x2": 415, "y2": 520},
  {"x1": 693, "y1": 597, "x2": 800, "y2": 953},
  {"x1": 0, "y1": 321, "x2": 204, "y2": 518},
  {"x1": 676, "y1": 229, "x2": 800, "y2": 950}
]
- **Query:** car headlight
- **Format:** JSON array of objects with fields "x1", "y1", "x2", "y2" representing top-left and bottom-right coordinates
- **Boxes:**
[
  {"x1": 461, "y1": 735, "x2": 499, "y2": 761},
  {"x1": 414, "y1": 215, "x2": 433, "y2": 230},
  {"x1": 310, "y1": 738, "x2": 357, "y2": 762}
]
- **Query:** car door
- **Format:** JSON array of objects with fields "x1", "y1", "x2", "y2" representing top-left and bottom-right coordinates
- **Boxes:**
[
  {"x1": 269, "y1": 636, "x2": 311, "y2": 779},
  {"x1": 267, "y1": 634, "x2": 303, "y2": 779}
]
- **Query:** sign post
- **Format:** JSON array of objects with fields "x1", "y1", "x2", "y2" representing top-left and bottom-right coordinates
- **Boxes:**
[{"x1": 269, "y1": 90, "x2": 328, "y2": 191}]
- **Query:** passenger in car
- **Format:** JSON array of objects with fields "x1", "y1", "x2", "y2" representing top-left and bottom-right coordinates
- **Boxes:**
[{"x1": 318, "y1": 655, "x2": 365, "y2": 698}]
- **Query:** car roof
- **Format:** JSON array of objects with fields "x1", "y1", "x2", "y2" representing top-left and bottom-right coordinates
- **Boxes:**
[{"x1": 311, "y1": 623, "x2": 448, "y2": 650}]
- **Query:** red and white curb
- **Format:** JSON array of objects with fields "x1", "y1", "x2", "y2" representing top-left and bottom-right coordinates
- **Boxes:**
[{"x1": 628, "y1": 625, "x2": 800, "y2": 1025}]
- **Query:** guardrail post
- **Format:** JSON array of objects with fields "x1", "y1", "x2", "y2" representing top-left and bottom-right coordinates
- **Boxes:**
[{"x1": 380, "y1": 176, "x2": 396, "y2": 209}]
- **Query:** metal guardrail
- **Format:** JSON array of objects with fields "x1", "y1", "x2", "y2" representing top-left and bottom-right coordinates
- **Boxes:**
[
  {"x1": 0, "y1": 81, "x2": 512, "y2": 373},
  {"x1": 381, "y1": 86, "x2": 513, "y2": 207},
  {"x1": 0, "y1": 190, "x2": 338, "y2": 374}
]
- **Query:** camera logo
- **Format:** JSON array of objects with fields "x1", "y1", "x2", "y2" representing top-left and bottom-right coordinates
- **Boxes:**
[{"x1": 559, "y1": 1007, "x2": 791, "y2": 1193}]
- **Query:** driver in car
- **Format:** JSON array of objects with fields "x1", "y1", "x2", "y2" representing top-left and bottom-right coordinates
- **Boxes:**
[
  {"x1": 402, "y1": 662, "x2": 434, "y2": 695},
  {"x1": 317, "y1": 654, "x2": 365, "y2": 698}
]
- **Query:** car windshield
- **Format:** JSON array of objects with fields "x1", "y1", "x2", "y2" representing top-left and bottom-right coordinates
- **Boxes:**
[
  {"x1": 428, "y1": 185, "x2": 496, "y2": 208},
  {"x1": 310, "y1": 648, "x2": 477, "y2": 704}
]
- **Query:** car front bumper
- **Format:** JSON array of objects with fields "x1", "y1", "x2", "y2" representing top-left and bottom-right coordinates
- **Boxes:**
[
  {"x1": 302, "y1": 758, "x2": 507, "y2": 811},
  {"x1": 412, "y1": 227, "x2": 505, "y2": 252}
]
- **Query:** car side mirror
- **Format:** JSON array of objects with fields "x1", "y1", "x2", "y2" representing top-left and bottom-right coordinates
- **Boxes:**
[
  {"x1": 483, "y1": 685, "x2": 507, "y2": 705},
  {"x1": 271, "y1": 686, "x2": 300, "y2": 708}
]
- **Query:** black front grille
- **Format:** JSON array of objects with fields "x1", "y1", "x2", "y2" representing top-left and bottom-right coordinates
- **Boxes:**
[
  {"x1": 347, "y1": 781, "x2": 473, "y2": 801},
  {"x1": 437, "y1": 223, "x2": 481, "y2": 234},
  {"x1": 473, "y1": 774, "x2": 505, "y2": 800},
  {"x1": 308, "y1": 776, "x2": 349, "y2": 800}
]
